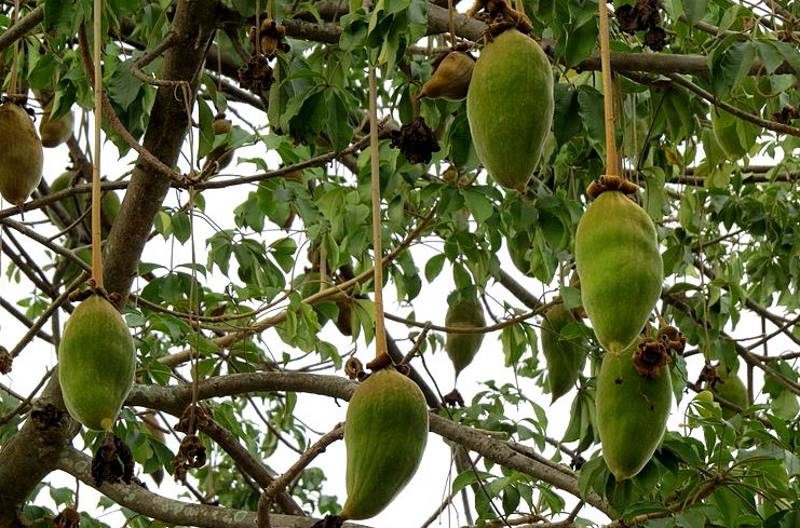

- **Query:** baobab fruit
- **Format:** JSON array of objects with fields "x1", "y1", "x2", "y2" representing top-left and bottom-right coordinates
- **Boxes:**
[
  {"x1": 49, "y1": 171, "x2": 120, "y2": 235},
  {"x1": 203, "y1": 116, "x2": 234, "y2": 172},
  {"x1": 466, "y1": 29, "x2": 554, "y2": 191},
  {"x1": 712, "y1": 365, "x2": 748, "y2": 418},
  {"x1": 0, "y1": 102, "x2": 43, "y2": 205},
  {"x1": 418, "y1": 51, "x2": 475, "y2": 101},
  {"x1": 39, "y1": 102, "x2": 74, "y2": 147},
  {"x1": 596, "y1": 338, "x2": 671, "y2": 480},
  {"x1": 341, "y1": 367, "x2": 428, "y2": 520},
  {"x1": 540, "y1": 303, "x2": 585, "y2": 402},
  {"x1": 575, "y1": 191, "x2": 662, "y2": 353},
  {"x1": 445, "y1": 295, "x2": 486, "y2": 377},
  {"x1": 58, "y1": 294, "x2": 136, "y2": 431}
]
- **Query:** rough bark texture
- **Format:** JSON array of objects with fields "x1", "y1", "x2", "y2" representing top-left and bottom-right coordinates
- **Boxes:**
[
  {"x1": 103, "y1": 0, "x2": 218, "y2": 300},
  {"x1": 0, "y1": 1, "x2": 218, "y2": 524}
]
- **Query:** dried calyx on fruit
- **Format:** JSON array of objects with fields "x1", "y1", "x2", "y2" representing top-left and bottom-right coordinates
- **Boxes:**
[
  {"x1": 341, "y1": 364, "x2": 429, "y2": 520},
  {"x1": 614, "y1": 0, "x2": 666, "y2": 50},
  {"x1": 466, "y1": 6, "x2": 553, "y2": 191},
  {"x1": 389, "y1": 116, "x2": 440, "y2": 164},
  {"x1": 596, "y1": 336, "x2": 672, "y2": 480},
  {"x1": 58, "y1": 292, "x2": 135, "y2": 432},
  {"x1": 418, "y1": 47, "x2": 475, "y2": 101},
  {"x1": 445, "y1": 292, "x2": 486, "y2": 378},
  {"x1": 0, "y1": 100, "x2": 43, "y2": 205},
  {"x1": 541, "y1": 302, "x2": 586, "y2": 402},
  {"x1": 575, "y1": 176, "x2": 663, "y2": 354}
]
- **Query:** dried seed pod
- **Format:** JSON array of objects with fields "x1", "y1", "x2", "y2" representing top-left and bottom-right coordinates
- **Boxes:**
[
  {"x1": 341, "y1": 367, "x2": 428, "y2": 520},
  {"x1": 0, "y1": 102, "x2": 43, "y2": 205},
  {"x1": 596, "y1": 338, "x2": 672, "y2": 480},
  {"x1": 466, "y1": 29, "x2": 553, "y2": 191},
  {"x1": 58, "y1": 294, "x2": 136, "y2": 431},
  {"x1": 418, "y1": 51, "x2": 475, "y2": 101},
  {"x1": 575, "y1": 191, "x2": 663, "y2": 353}
]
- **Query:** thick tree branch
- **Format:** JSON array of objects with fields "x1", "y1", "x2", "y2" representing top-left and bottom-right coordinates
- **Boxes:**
[
  {"x1": 127, "y1": 372, "x2": 610, "y2": 515},
  {"x1": 54, "y1": 447, "x2": 366, "y2": 528},
  {"x1": 0, "y1": 5, "x2": 43, "y2": 54}
]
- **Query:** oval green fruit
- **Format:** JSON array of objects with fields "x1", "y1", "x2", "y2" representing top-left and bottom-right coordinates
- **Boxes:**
[
  {"x1": 596, "y1": 342, "x2": 672, "y2": 480},
  {"x1": 713, "y1": 366, "x2": 748, "y2": 419},
  {"x1": 39, "y1": 104, "x2": 74, "y2": 148},
  {"x1": 58, "y1": 295, "x2": 136, "y2": 431},
  {"x1": 49, "y1": 171, "x2": 120, "y2": 236},
  {"x1": 0, "y1": 102, "x2": 43, "y2": 205},
  {"x1": 342, "y1": 367, "x2": 428, "y2": 520},
  {"x1": 467, "y1": 29, "x2": 554, "y2": 191},
  {"x1": 575, "y1": 191, "x2": 663, "y2": 353},
  {"x1": 541, "y1": 304, "x2": 585, "y2": 402},
  {"x1": 445, "y1": 295, "x2": 486, "y2": 377}
]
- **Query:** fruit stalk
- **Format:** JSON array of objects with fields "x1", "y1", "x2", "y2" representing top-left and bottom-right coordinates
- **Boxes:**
[
  {"x1": 91, "y1": 0, "x2": 104, "y2": 288},
  {"x1": 368, "y1": 65, "x2": 388, "y2": 360},
  {"x1": 598, "y1": 0, "x2": 619, "y2": 176}
]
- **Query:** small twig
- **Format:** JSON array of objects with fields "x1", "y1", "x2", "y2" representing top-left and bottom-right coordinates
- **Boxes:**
[
  {"x1": 257, "y1": 423, "x2": 344, "y2": 527},
  {"x1": 130, "y1": 32, "x2": 182, "y2": 86},
  {"x1": 0, "y1": 369, "x2": 53, "y2": 426}
]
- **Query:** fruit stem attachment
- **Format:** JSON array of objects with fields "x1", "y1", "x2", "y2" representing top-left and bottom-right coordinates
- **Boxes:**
[
  {"x1": 91, "y1": 0, "x2": 104, "y2": 289},
  {"x1": 368, "y1": 65, "x2": 389, "y2": 364},
  {"x1": 597, "y1": 0, "x2": 619, "y2": 178}
]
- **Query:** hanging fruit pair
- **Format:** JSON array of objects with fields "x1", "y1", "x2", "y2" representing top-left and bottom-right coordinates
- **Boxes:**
[
  {"x1": 466, "y1": 27, "x2": 554, "y2": 191},
  {"x1": 540, "y1": 303, "x2": 586, "y2": 402},
  {"x1": 575, "y1": 186, "x2": 663, "y2": 354},
  {"x1": 0, "y1": 101, "x2": 43, "y2": 205},
  {"x1": 341, "y1": 366, "x2": 429, "y2": 520},
  {"x1": 445, "y1": 293, "x2": 486, "y2": 378},
  {"x1": 596, "y1": 335, "x2": 672, "y2": 480},
  {"x1": 58, "y1": 294, "x2": 136, "y2": 432}
]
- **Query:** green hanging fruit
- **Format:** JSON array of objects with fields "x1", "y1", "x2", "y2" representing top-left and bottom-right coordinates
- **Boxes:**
[
  {"x1": 466, "y1": 29, "x2": 554, "y2": 191},
  {"x1": 575, "y1": 191, "x2": 663, "y2": 353},
  {"x1": 0, "y1": 102, "x2": 43, "y2": 205},
  {"x1": 341, "y1": 367, "x2": 428, "y2": 520},
  {"x1": 58, "y1": 294, "x2": 136, "y2": 431},
  {"x1": 49, "y1": 171, "x2": 120, "y2": 236},
  {"x1": 418, "y1": 51, "x2": 475, "y2": 101},
  {"x1": 596, "y1": 339, "x2": 672, "y2": 480},
  {"x1": 39, "y1": 102, "x2": 74, "y2": 148},
  {"x1": 712, "y1": 366, "x2": 748, "y2": 418},
  {"x1": 203, "y1": 116, "x2": 234, "y2": 172},
  {"x1": 445, "y1": 295, "x2": 486, "y2": 377},
  {"x1": 508, "y1": 232, "x2": 534, "y2": 278},
  {"x1": 541, "y1": 303, "x2": 585, "y2": 402}
]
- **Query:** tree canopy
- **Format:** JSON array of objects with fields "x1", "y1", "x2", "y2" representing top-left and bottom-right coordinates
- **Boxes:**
[{"x1": 1, "y1": 0, "x2": 800, "y2": 527}]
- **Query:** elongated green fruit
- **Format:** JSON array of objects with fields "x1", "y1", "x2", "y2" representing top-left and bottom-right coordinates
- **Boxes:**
[
  {"x1": 58, "y1": 295, "x2": 135, "y2": 431},
  {"x1": 713, "y1": 366, "x2": 748, "y2": 418},
  {"x1": 0, "y1": 102, "x2": 43, "y2": 205},
  {"x1": 596, "y1": 343, "x2": 672, "y2": 480},
  {"x1": 541, "y1": 304, "x2": 585, "y2": 402},
  {"x1": 467, "y1": 29, "x2": 554, "y2": 191},
  {"x1": 342, "y1": 367, "x2": 428, "y2": 520},
  {"x1": 39, "y1": 103, "x2": 74, "y2": 148},
  {"x1": 49, "y1": 171, "x2": 120, "y2": 235},
  {"x1": 575, "y1": 191, "x2": 663, "y2": 353},
  {"x1": 445, "y1": 296, "x2": 486, "y2": 377}
]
